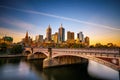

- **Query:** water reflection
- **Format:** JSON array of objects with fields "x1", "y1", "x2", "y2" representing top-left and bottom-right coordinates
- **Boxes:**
[
  {"x1": 43, "y1": 63, "x2": 94, "y2": 80},
  {"x1": 88, "y1": 60, "x2": 119, "y2": 80},
  {"x1": 0, "y1": 58, "x2": 119, "y2": 80},
  {"x1": 18, "y1": 62, "x2": 30, "y2": 76},
  {"x1": 0, "y1": 58, "x2": 40, "y2": 80}
]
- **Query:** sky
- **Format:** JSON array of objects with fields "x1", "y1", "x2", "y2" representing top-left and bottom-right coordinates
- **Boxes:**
[{"x1": 0, "y1": 0, "x2": 120, "y2": 46}]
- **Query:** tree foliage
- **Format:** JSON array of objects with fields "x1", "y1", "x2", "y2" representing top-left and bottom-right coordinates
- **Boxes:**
[
  {"x1": 3, "y1": 36, "x2": 13, "y2": 42},
  {"x1": 0, "y1": 43, "x2": 7, "y2": 53},
  {"x1": 10, "y1": 44, "x2": 23, "y2": 54}
]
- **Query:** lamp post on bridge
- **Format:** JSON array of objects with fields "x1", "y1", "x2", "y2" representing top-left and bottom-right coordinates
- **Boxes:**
[
  {"x1": 48, "y1": 47, "x2": 52, "y2": 59},
  {"x1": 31, "y1": 47, "x2": 33, "y2": 54},
  {"x1": 48, "y1": 47, "x2": 53, "y2": 66}
]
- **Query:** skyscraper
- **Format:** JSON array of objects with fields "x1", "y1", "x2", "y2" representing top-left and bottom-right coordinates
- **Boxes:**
[
  {"x1": 67, "y1": 31, "x2": 74, "y2": 40},
  {"x1": 58, "y1": 24, "x2": 65, "y2": 43},
  {"x1": 46, "y1": 25, "x2": 52, "y2": 42},
  {"x1": 77, "y1": 32, "x2": 84, "y2": 42},
  {"x1": 35, "y1": 35, "x2": 43, "y2": 43}
]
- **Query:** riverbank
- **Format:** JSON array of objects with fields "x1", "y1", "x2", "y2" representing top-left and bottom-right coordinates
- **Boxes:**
[{"x1": 0, "y1": 54, "x2": 26, "y2": 58}]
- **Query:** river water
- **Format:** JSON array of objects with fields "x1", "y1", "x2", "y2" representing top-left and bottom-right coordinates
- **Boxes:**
[{"x1": 0, "y1": 57, "x2": 119, "y2": 80}]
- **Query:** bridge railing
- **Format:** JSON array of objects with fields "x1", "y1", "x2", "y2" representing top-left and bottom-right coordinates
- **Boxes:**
[
  {"x1": 24, "y1": 48, "x2": 120, "y2": 57},
  {"x1": 52, "y1": 49, "x2": 119, "y2": 58},
  {"x1": 52, "y1": 49, "x2": 119, "y2": 53}
]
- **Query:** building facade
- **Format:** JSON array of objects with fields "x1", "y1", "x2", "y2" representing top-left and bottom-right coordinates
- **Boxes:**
[
  {"x1": 67, "y1": 31, "x2": 74, "y2": 40},
  {"x1": 58, "y1": 24, "x2": 65, "y2": 43},
  {"x1": 77, "y1": 32, "x2": 84, "y2": 42},
  {"x1": 84, "y1": 36, "x2": 89, "y2": 46},
  {"x1": 52, "y1": 32, "x2": 58, "y2": 43},
  {"x1": 46, "y1": 25, "x2": 52, "y2": 42},
  {"x1": 35, "y1": 35, "x2": 43, "y2": 43}
]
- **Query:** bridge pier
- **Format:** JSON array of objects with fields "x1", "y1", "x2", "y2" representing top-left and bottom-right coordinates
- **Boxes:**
[{"x1": 48, "y1": 47, "x2": 52, "y2": 59}]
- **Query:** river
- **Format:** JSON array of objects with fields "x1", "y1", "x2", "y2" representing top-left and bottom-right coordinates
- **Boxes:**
[{"x1": 0, "y1": 57, "x2": 119, "y2": 80}]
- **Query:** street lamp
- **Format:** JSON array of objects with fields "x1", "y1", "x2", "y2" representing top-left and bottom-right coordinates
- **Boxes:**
[{"x1": 48, "y1": 47, "x2": 52, "y2": 59}]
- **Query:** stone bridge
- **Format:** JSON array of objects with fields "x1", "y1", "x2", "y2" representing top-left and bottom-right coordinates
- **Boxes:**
[{"x1": 23, "y1": 47, "x2": 120, "y2": 71}]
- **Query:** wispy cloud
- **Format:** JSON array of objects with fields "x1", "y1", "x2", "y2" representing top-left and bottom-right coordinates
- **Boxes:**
[
  {"x1": 0, "y1": 17, "x2": 36, "y2": 30},
  {"x1": 0, "y1": 5, "x2": 120, "y2": 31}
]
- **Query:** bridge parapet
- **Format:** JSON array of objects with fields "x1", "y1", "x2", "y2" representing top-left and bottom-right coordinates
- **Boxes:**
[
  {"x1": 24, "y1": 48, "x2": 120, "y2": 58},
  {"x1": 52, "y1": 48, "x2": 119, "y2": 54},
  {"x1": 24, "y1": 47, "x2": 120, "y2": 70}
]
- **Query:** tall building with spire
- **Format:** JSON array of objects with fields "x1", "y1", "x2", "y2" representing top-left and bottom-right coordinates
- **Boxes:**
[
  {"x1": 58, "y1": 24, "x2": 65, "y2": 43},
  {"x1": 25, "y1": 31, "x2": 29, "y2": 43},
  {"x1": 46, "y1": 24, "x2": 52, "y2": 42},
  {"x1": 22, "y1": 31, "x2": 32, "y2": 47}
]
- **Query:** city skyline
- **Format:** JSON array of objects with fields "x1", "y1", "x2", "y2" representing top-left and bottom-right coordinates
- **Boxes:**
[{"x1": 0, "y1": 0, "x2": 120, "y2": 46}]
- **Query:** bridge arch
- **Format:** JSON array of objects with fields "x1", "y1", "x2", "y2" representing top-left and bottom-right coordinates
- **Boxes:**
[
  {"x1": 33, "y1": 51, "x2": 48, "y2": 57},
  {"x1": 23, "y1": 50, "x2": 32, "y2": 56},
  {"x1": 33, "y1": 52, "x2": 47, "y2": 59},
  {"x1": 50, "y1": 52, "x2": 119, "y2": 70},
  {"x1": 53, "y1": 55, "x2": 88, "y2": 65}
]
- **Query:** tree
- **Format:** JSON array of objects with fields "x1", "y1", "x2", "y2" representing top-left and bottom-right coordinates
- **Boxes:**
[
  {"x1": 3, "y1": 36, "x2": 13, "y2": 42},
  {"x1": 107, "y1": 43, "x2": 113, "y2": 47},
  {"x1": 95, "y1": 43, "x2": 103, "y2": 48},
  {"x1": 89, "y1": 45, "x2": 94, "y2": 48},
  {"x1": 10, "y1": 44, "x2": 23, "y2": 54},
  {"x1": 0, "y1": 43, "x2": 8, "y2": 53}
]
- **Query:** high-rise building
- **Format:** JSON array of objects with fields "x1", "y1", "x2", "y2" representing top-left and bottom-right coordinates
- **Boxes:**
[
  {"x1": 58, "y1": 24, "x2": 65, "y2": 43},
  {"x1": 46, "y1": 25, "x2": 52, "y2": 42},
  {"x1": 67, "y1": 31, "x2": 74, "y2": 40},
  {"x1": 52, "y1": 32, "x2": 58, "y2": 43},
  {"x1": 85, "y1": 36, "x2": 89, "y2": 46},
  {"x1": 77, "y1": 32, "x2": 84, "y2": 42},
  {"x1": 35, "y1": 35, "x2": 43, "y2": 43}
]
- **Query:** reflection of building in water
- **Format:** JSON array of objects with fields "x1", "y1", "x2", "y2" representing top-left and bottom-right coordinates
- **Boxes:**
[{"x1": 22, "y1": 31, "x2": 32, "y2": 47}]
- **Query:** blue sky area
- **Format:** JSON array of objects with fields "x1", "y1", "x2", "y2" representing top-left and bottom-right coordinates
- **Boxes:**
[{"x1": 0, "y1": 0, "x2": 120, "y2": 45}]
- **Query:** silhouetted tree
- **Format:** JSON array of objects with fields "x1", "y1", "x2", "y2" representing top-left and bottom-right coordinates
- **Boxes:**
[
  {"x1": 10, "y1": 44, "x2": 23, "y2": 54},
  {"x1": 0, "y1": 43, "x2": 7, "y2": 54},
  {"x1": 3, "y1": 36, "x2": 13, "y2": 43}
]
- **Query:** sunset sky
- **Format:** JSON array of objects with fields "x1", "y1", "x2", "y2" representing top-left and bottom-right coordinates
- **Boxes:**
[{"x1": 0, "y1": 0, "x2": 120, "y2": 46}]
